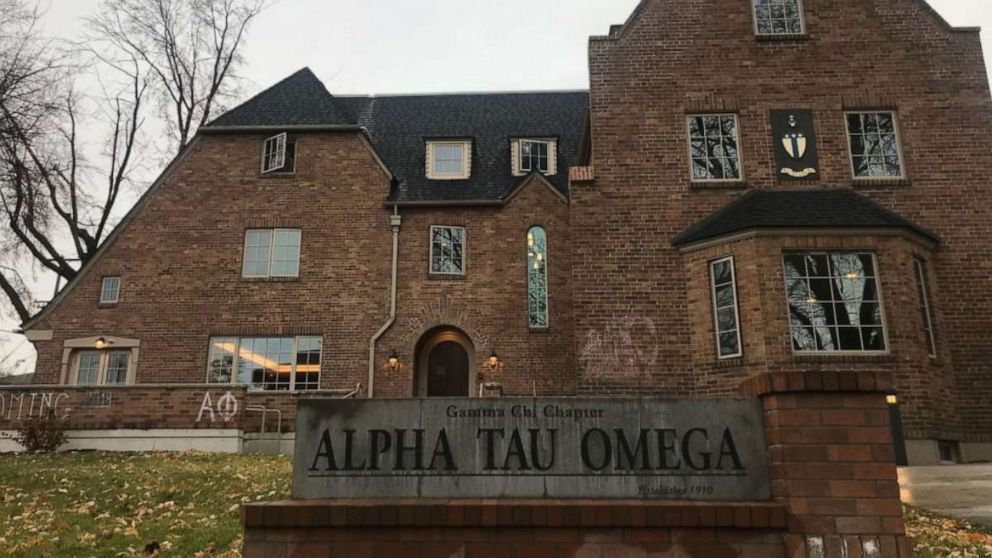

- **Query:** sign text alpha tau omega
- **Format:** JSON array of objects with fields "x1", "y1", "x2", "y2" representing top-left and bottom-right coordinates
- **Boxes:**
[{"x1": 292, "y1": 398, "x2": 771, "y2": 501}]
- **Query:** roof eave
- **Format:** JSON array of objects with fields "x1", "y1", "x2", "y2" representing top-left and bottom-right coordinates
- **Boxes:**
[
  {"x1": 201, "y1": 125, "x2": 364, "y2": 134},
  {"x1": 673, "y1": 226, "x2": 941, "y2": 253}
]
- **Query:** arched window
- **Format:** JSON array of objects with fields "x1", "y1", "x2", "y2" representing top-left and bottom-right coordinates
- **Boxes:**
[{"x1": 527, "y1": 227, "x2": 549, "y2": 328}]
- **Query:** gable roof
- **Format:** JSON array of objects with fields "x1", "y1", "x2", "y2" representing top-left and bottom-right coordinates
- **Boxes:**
[
  {"x1": 206, "y1": 68, "x2": 353, "y2": 128},
  {"x1": 334, "y1": 92, "x2": 588, "y2": 204},
  {"x1": 205, "y1": 67, "x2": 588, "y2": 204},
  {"x1": 672, "y1": 188, "x2": 940, "y2": 247}
]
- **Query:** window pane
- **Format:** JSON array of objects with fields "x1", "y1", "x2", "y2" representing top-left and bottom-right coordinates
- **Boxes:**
[
  {"x1": 528, "y1": 227, "x2": 549, "y2": 328},
  {"x1": 847, "y1": 112, "x2": 901, "y2": 178},
  {"x1": 243, "y1": 230, "x2": 272, "y2": 277},
  {"x1": 106, "y1": 352, "x2": 130, "y2": 385},
  {"x1": 78, "y1": 352, "x2": 102, "y2": 385},
  {"x1": 431, "y1": 226, "x2": 465, "y2": 274},
  {"x1": 272, "y1": 230, "x2": 301, "y2": 277},
  {"x1": 295, "y1": 336, "x2": 322, "y2": 391},
  {"x1": 914, "y1": 259, "x2": 937, "y2": 357},
  {"x1": 433, "y1": 143, "x2": 465, "y2": 175},
  {"x1": 101, "y1": 277, "x2": 120, "y2": 303},
  {"x1": 710, "y1": 257, "x2": 742, "y2": 358},
  {"x1": 207, "y1": 337, "x2": 237, "y2": 384},
  {"x1": 687, "y1": 114, "x2": 740, "y2": 180},
  {"x1": 754, "y1": 0, "x2": 803, "y2": 35},
  {"x1": 783, "y1": 252, "x2": 886, "y2": 352}
]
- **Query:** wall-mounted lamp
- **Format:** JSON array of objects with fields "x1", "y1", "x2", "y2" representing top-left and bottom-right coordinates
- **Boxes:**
[
  {"x1": 95, "y1": 337, "x2": 110, "y2": 350},
  {"x1": 387, "y1": 350, "x2": 400, "y2": 370},
  {"x1": 487, "y1": 351, "x2": 500, "y2": 371}
]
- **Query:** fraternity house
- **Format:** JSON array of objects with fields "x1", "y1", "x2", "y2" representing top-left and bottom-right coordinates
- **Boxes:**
[{"x1": 4, "y1": 0, "x2": 991, "y2": 474}]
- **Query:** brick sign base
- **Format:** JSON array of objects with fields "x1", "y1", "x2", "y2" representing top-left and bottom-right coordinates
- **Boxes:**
[{"x1": 242, "y1": 372, "x2": 916, "y2": 557}]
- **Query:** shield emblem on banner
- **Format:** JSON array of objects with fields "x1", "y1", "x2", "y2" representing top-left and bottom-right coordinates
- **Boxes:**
[{"x1": 783, "y1": 133, "x2": 807, "y2": 160}]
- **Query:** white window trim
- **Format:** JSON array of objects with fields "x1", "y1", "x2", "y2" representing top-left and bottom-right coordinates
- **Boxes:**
[
  {"x1": 913, "y1": 258, "x2": 938, "y2": 359},
  {"x1": 781, "y1": 252, "x2": 892, "y2": 356},
  {"x1": 752, "y1": 0, "x2": 806, "y2": 36},
  {"x1": 709, "y1": 256, "x2": 744, "y2": 360},
  {"x1": 100, "y1": 276, "x2": 121, "y2": 304},
  {"x1": 686, "y1": 113, "x2": 745, "y2": 183},
  {"x1": 205, "y1": 336, "x2": 322, "y2": 392},
  {"x1": 844, "y1": 111, "x2": 906, "y2": 181},
  {"x1": 242, "y1": 228, "x2": 301, "y2": 279},
  {"x1": 427, "y1": 140, "x2": 472, "y2": 180},
  {"x1": 513, "y1": 139, "x2": 558, "y2": 177},
  {"x1": 60, "y1": 336, "x2": 140, "y2": 386},
  {"x1": 429, "y1": 225, "x2": 467, "y2": 276},
  {"x1": 261, "y1": 133, "x2": 288, "y2": 174}
]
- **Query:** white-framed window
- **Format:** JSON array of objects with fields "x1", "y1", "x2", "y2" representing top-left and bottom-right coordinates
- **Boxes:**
[
  {"x1": 513, "y1": 139, "x2": 557, "y2": 176},
  {"x1": 527, "y1": 226, "x2": 549, "y2": 328},
  {"x1": 710, "y1": 257, "x2": 743, "y2": 359},
  {"x1": 845, "y1": 111, "x2": 904, "y2": 179},
  {"x1": 100, "y1": 277, "x2": 121, "y2": 304},
  {"x1": 430, "y1": 226, "x2": 465, "y2": 275},
  {"x1": 207, "y1": 336, "x2": 322, "y2": 391},
  {"x1": 427, "y1": 140, "x2": 471, "y2": 179},
  {"x1": 242, "y1": 229, "x2": 301, "y2": 278},
  {"x1": 913, "y1": 258, "x2": 937, "y2": 358},
  {"x1": 687, "y1": 114, "x2": 742, "y2": 182},
  {"x1": 261, "y1": 133, "x2": 296, "y2": 174},
  {"x1": 753, "y1": 0, "x2": 805, "y2": 36},
  {"x1": 783, "y1": 252, "x2": 887, "y2": 353},
  {"x1": 75, "y1": 350, "x2": 131, "y2": 385}
]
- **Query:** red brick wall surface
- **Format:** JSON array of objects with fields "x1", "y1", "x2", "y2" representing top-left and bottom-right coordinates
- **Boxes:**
[{"x1": 573, "y1": 0, "x2": 992, "y2": 442}]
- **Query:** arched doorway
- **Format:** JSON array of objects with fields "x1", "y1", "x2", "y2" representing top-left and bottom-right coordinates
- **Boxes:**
[{"x1": 415, "y1": 327, "x2": 476, "y2": 397}]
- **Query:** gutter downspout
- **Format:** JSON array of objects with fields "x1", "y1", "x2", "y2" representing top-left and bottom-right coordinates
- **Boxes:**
[{"x1": 368, "y1": 206, "x2": 402, "y2": 398}]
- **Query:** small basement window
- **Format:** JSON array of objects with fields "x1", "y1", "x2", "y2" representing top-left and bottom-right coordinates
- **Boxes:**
[
  {"x1": 261, "y1": 133, "x2": 296, "y2": 174},
  {"x1": 427, "y1": 140, "x2": 471, "y2": 180}
]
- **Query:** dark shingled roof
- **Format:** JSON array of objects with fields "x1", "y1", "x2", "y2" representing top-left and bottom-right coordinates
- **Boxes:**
[
  {"x1": 672, "y1": 189, "x2": 940, "y2": 246},
  {"x1": 204, "y1": 68, "x2": 588, "y2": 204},
  {"x1": 207, "y1": 68, "x2": 352, "y2": 128}
]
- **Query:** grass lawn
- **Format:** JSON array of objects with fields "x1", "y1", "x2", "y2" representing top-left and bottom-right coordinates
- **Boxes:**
[
  {"x1": 0, "y1": 452, "x2": 291, "y2": 557},
  {"x1": 2, "y1": 452, "x2": 991, "y2": 557}
]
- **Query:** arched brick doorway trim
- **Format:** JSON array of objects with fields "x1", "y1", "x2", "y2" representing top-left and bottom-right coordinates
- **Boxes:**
[{"x1": 414, "y1": 326, "x2": 476, "y2": 397}]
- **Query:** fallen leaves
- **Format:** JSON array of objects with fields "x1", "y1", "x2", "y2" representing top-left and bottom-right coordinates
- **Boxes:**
[{"x1": 905, "y1": 505, "x2": 992, "y2": 558}]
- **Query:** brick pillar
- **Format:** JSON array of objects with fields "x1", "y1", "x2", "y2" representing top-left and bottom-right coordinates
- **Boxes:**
[{"x1": 741, "y1": 371, "x2": 914, "y2": 558}]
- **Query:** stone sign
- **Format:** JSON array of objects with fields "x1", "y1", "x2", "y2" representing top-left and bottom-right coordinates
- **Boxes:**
[{"x1": 293, "y1": 398, "x2": 770, "y2": 501}]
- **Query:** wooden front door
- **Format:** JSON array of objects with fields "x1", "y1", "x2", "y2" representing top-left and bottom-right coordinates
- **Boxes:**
[{"x1": 427, "y1": 341, "x2": 470, "y2": 397}]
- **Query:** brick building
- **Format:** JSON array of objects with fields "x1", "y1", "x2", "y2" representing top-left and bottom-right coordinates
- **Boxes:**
[{"x1": 6, "y1": 0, "x2": 991, "y2": 465}]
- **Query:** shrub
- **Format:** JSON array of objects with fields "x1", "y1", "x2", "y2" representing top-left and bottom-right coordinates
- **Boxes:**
[{"x1": 15, "y1": 411, "x2": 68, "y2": 453}]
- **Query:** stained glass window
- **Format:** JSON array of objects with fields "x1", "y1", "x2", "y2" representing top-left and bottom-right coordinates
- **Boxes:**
[
  {"x1": 753, "y1": 0, "x2": 804, "y2": 35},
  {"x1": 528, "y1": 227, "x2": 549, "y2": 328},
  {"x1": 783, "y1": 253, "x2": 886, "y2": 352},
  {"x1": 688, "y1": 114, "x2": 741, "y2": 181},
  {"x1": 431, "y1": 226, "x2": 465, "y2": 275},
  {"x1": 710, "y1": 257, "x2": 742, "y2": 358},
  {"x1": 846, "y1": 112, "x2": 903, "y2": 178}
]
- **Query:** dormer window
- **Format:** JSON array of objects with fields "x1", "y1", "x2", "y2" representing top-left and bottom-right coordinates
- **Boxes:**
[
  {"x1": 512, "y1": 139, "x2": 557, "y2": 176},
  {"x1": 261, "y1": 132, "x2": 296, "y2": 174},
  {"x1": 753, "y1": 0, "x2": 804, "y2": 36},
  {"x1": 427, "y1": 140, "x2": 472, "y2": 180}
]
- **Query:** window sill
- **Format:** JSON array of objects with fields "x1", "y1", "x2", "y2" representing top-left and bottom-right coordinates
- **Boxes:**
[
  {"x1": 97, "y1": 303, "x2": 119, "y2": 309},
  {"x1": 792, "y1": 352, "x2": 896, "y2": 364},
  {"x1": 241, "y1": 276, "x2": 301, "y2": 283},
  {"x1": 715, "y1": 357, "x2": 745, "y2": 368},
  {"x1": 259, "y1": 172, "x2": 296, "y2": 180},
  {"x1": 850, "y1": 178, "x2": 911, "y2": 188},
  {"x1": 755, "y1": 33, "x2": 809, "y2": 42},
  {"x1": 528, "y1": 327, "x2": 551, "y2": 334},
  {"x1": 428, "y1": 273, "x2": 466, "y2": 281},
  {"x1": 690, "y1": 180, "x2": 750, "y2": 191}
]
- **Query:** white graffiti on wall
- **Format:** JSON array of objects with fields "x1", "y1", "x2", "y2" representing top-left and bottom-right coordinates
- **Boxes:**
[
  {"x1": 579, "y1": 316, "x2": 660, "y2": 376},
  {"x1": 0, "y1": 392, "x2": 71, "y2": 421},
  {"x1": 196, "y1": 391, "x2": 240, "y2": 423}
]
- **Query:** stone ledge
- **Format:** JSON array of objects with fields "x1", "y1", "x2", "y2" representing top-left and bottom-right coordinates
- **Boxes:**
[
  {"x1": 739, "y1": 371, "x2": 895, "y2": 397},
  {"x1": 242, "y1": 499, "x2": 787, "y2": 530}
]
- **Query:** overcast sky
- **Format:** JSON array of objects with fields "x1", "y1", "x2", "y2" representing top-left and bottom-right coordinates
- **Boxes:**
[{"x1": 2, "y1": 0, "x2": 990, "y2": 375}]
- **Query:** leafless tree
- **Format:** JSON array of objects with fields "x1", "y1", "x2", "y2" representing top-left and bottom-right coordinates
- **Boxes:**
[
  {"x1": 0, "y1": 0, "x2": 265, "y2": 325},
  {"x1": 87, "y1": 0, "x2": 266, "y2": 152}
]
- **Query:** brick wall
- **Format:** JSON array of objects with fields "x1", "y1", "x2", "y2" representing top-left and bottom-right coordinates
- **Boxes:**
[{"x1": 573, "y1": 0, "x2": 992, "y2": 441}]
